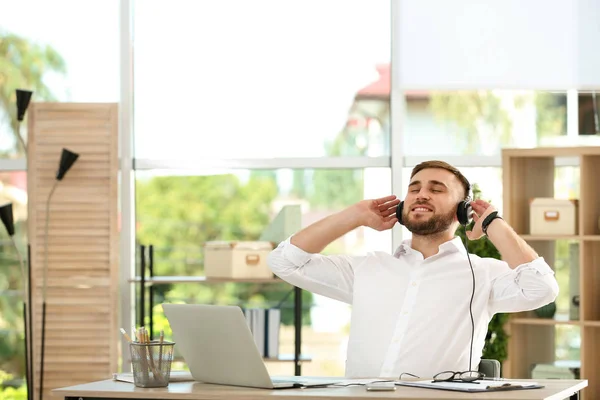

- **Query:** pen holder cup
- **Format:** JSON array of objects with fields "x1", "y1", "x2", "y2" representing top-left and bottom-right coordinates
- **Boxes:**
[{"x1": 129, "y1": 341, "x2": 175, "y2": 388}]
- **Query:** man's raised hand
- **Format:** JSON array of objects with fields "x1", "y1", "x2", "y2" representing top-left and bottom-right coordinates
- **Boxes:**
[{"x1": 358, "y1": 195, "x2": 400, "y2": 231}]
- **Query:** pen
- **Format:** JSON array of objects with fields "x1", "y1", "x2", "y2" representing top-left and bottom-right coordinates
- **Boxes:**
[{"x1": 486, "y1": 383, "x2": 523, "y2": 390}]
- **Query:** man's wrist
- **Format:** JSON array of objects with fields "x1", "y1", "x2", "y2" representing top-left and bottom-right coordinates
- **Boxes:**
[
  {"x1": 482, "y1": 211, "x2": 503, "y2": 236},
  {"x1": 348, "y1": 204, "x2": 369, "y2": 228}
]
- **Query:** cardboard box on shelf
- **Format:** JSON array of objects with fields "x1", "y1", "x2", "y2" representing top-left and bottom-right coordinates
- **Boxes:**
[
  {"x1": 204, "y1": 241, "x2": 275, "y2": 279},
  {"x1": 529, "y1": 198, "x2": 578, "y2": 235}
]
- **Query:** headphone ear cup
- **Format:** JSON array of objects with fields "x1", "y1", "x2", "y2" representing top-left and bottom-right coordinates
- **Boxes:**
[
  {"x1": 396, "y1": 201, "x2": 404, "y2": 225},
  {"x1": 456, "y1": 201, "x2": 473, "y2": 226}
]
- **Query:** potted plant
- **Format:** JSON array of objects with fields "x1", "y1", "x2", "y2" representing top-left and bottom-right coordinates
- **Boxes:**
[{"x1": 455, "y1": 184, "x2": 509, "y2": 372}]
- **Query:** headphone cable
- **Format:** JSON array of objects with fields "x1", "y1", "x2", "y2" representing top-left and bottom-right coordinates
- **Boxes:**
[{"x1": 460, "y1": 233, "x2": 476, "y2": 374}]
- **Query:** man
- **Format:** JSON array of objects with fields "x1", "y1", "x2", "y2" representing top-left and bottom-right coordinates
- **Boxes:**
[{"x1": 267, "y1": 160, "x2": 559, "y2": 379}]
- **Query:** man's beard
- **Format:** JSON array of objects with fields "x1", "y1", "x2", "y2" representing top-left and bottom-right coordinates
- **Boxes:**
[{"x1": 403, "y1": 205, "x2": 455, "y2": 236}]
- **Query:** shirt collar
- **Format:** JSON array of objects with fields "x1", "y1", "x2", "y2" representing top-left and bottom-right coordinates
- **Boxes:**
[{"x1": 393, "y1": 236, "x2": 467, "y2": 258}]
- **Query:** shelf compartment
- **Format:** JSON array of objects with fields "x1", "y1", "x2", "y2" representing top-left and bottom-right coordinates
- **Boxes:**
[
  {"x1": 505, "y1": 323, "x2": 556, "y2": 379},
  {"x1": 581, "y1": 241, "x2": 600, "y2": 321},
  {"x1": 506, "y1": 324, "x2": 581, "y2": 380},
  {"x1": 582, "y1": 326, "x2": 600, "y2": 398},
  {"x1": 502, "y1": 155, "x2": 555, "y2": 235},
  {"x1": 580, "y1": 155, "x2": 600, "y2": 236}
]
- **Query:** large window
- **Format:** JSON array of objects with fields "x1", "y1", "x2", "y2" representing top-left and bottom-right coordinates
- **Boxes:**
[{"x1": 133, "y1": 0, "x2": 391, "y2": 159}]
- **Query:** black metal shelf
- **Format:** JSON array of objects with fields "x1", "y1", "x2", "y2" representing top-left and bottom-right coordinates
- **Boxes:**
[{"x1": 134, "y1": 244, "x2": 305, "y2": 376}]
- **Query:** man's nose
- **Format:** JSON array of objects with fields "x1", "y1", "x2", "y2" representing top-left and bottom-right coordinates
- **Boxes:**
[{"x1": 416, "y1": 189, "x2": 430, "y2": 200}]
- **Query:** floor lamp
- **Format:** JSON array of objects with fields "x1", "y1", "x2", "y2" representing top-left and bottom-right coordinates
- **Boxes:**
[
  {"x1": 40, "y1": 148, "x2": 79, "y2": 400},
  {"x1": 15, "y1": 88, "x2": 33, "y2": 399},
  {"x1": 0, "y1": 203, "x2": 31, "y2": 400},
  {"x1": 15, "y1": 89, "x2": 33, "y2": 153}
]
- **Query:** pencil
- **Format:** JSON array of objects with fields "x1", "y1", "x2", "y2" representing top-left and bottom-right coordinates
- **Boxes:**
[
  {"x1": 119, "y1": 328, "x2": 133, "y2": 343},
  {"x1": 158, "y1": 330, "x2": 164, "y2": 370}
]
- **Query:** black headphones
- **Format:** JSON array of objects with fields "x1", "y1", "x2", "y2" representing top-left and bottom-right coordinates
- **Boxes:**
[{"x1": 396, "y1": 200, "x2": 473, "y2": 226}]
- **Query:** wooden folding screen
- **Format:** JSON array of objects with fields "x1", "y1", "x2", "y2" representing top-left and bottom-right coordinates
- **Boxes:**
[{"x1": 27, "y1": 103, "x2": 119, "y2": 400}]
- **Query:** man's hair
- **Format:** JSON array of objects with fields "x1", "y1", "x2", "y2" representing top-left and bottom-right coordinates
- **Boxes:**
[{"x1": 410, "y1": 160, "x2": 471, "y2": 200}]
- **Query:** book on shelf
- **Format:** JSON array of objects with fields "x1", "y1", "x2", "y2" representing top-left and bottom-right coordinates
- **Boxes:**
[{"x1": 242, "y1": 307, "x2": 280, "y2": 358}]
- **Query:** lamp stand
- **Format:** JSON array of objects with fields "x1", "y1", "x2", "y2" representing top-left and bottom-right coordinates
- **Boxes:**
[
  {"x1": 40, "y1": 180, "x2": 59, "y2": 400},
  {"x1": 16, "y1": 121, "x2": 28, "y2": 155},
  {"x1": 27, "y1": 244, "x2": 33, "y2": 400}
]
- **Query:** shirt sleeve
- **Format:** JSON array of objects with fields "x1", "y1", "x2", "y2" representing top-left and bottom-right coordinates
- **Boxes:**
[
  {"x1": 266, "y1": 237, "x2": 365, "y2": 304},
  {"x1": 487, "y1": 256, "x2": 559, "y2": 315}
]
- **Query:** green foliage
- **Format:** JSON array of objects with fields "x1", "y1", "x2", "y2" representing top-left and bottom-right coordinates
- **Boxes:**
[
  {"x1": 136, "y1": 173, "x2": 313, "y2": 326},
  {"x1": 0, "y1": 370, "x2": 27, "y2": 400},
  {"x1": 429, "y1": 90, "x2": 567, "y2": 154},
  {"x1": 429, "y1": 91, "x2": 513, "y2": 153},
  {"x1": 136, "y1": 174, "x2": 277, "y2": 272},
  {"x1": 0, "y1": 223, "x2": 28, "y2": 378},
  {"x1": 307, "y1": 170, "x2": 364, "y2": 210},
  {"x1": 535, "y1": 92, "x2": 567, "y2": 139},
  {"x1": 0, "y1": 30, "x2": 66, "y2": 156},
  {"x1": 455, "y1": 184, "x2": 509, "y2": 368}
]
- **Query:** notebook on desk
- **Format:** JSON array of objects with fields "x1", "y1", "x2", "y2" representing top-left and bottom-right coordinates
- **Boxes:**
[
  {"x1": 162, "y1": 303, "x2": 341, "y2": 389},
  {"x1": 396, "y1": 379, "x2": 544, "y2": 393}
]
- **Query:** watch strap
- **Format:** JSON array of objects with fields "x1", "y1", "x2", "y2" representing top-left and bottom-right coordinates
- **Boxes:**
[{"x1": 482, "y1": 211, "x2": 502, "y2": 235}]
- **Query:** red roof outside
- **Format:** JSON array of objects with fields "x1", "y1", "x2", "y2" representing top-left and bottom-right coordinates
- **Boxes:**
[
  {"x1": 356, "y1": 64, "x2": 429, "y2": 99},
  {"x1": 9, "y1": 171, "x2": 26, "y2": 192}
]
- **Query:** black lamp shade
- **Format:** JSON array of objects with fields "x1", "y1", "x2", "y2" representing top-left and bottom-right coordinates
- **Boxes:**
[
  {"x1": 16, "y1": 89, "x2": 33, "y2": 122},
  {"x1": 0, "y1": 203, "x2": 15, "y2": 236},
  {"x1": 56, "y1": 148, "x2": 79, "y2": 180}
]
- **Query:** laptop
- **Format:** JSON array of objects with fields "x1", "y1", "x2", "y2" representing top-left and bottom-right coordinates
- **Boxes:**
[{"x1": 162, "y1": 303, "x2": 341, "y2": 389}]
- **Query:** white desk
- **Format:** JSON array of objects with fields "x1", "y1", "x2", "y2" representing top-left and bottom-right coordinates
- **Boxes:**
[{"x1": 53, "y1": 378, "x2": 587, "y2": 400}]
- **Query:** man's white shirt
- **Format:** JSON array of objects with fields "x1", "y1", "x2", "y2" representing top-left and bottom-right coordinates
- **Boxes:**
[{"x1": 267, "y1": 236, "x2": 559, "y2": 379}]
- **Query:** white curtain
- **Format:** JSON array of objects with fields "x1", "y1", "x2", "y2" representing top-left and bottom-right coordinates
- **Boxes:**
[{"x1": 395, "y1": 0, "x2": 600, "y2": 89}]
